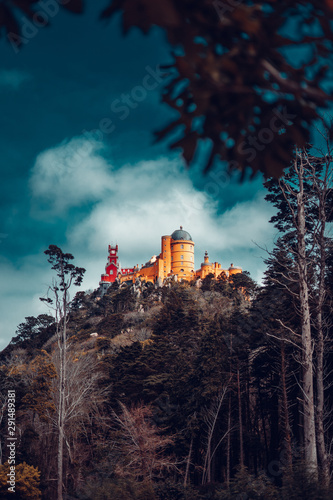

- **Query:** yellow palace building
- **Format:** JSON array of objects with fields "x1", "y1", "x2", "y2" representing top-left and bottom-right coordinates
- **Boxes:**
[{"x1": 100, "y1": 227, "x2": 242, "y2": 288}]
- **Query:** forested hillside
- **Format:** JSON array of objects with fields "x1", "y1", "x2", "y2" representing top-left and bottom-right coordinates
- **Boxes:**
[
  {"x1": 0, "y1": 269, "x2": 332, "y2": 500},
  {"x1": 0, "y1": 151, "x2": 333, "y2": 500}
]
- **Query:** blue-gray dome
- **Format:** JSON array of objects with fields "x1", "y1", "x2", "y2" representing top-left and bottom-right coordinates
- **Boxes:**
[{"x1": 171, "y1": 226, "x2": 192, "y2": 241}]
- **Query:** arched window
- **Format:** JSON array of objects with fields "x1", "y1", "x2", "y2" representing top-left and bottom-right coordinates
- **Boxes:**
[
  {"x1": 181, "y1": 244, "x2": 184, "y2": 249},
  {"x1": 180, "y1": 268, "x2": 184, "y2": 272}
]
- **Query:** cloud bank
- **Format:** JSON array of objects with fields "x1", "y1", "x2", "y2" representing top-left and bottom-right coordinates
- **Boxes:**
[
  {"x1": 1, "y1": 136, "x2": 275, "y2": 348},
  {"x1": 30, "y1": 135, "x2": 275, "y2": 284},
  {"x1": 30, "y1": 137, "x2": 112, "y2": 214}
]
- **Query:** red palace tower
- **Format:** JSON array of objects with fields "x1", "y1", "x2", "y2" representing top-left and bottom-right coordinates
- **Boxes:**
[{"x1": 100, "y1": 244, "x2": 134, "y2": 291}]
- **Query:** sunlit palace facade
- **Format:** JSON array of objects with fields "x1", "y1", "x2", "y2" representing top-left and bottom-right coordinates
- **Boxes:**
[{"x1": 99, "y1": 227, "x2": 241, "y2": 289}]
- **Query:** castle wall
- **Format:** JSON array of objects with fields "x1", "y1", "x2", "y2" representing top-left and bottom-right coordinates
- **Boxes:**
[
  {"x1": 101, "y1": 228, "x2": 242, "y2": 287},
  {"x1": 137, "y1": 262, "x2": 158, "y2": 283}
]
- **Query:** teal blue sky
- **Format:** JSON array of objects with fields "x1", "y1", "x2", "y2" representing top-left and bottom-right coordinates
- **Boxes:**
[{"x1": 0, "y1": 2, "x2": 277, "y2": 348}]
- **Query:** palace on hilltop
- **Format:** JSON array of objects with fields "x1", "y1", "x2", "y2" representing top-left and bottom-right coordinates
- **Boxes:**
[{"x1": 99, "y1": 227, "x2": 241, "y2": 290}]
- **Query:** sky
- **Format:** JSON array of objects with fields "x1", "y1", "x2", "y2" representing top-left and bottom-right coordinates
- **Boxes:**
[{"x1": 0, "y1": 1, "x2": 278, "y2": 349}]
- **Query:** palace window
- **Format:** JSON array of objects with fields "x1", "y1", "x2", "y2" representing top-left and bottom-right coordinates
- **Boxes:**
[
  {"x1": 181, "y1": 255, "x2": 183, "y2": 259},
  {"x1": 180, "y1": 269, "x2": 184, "y2": 272},
  {"x1": 181, "y1": 244, "x2": 184, "y2": 249}
]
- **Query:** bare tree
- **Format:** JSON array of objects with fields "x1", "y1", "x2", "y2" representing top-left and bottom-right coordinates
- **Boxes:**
[
  {"x1": 40, "y1": 245, "x2": 85, "y2": 500},
  {"x1": 111, "y1": 401, "x2": 177, "y2": 484},
  {"x1": 201, "y1": 384, "x2": 230, "y2": 485},
  {"x1": 293, "y1": 155, "x2": 318, "y2": 474},
  {"x1": 303, "y1": 147, "x2": 333, "y2": 487},
  {"x1": 265, "y1": 147, "x2": 333, "y2": 479},
  {"x1": 48, "y1": 349, "x2": 109, "y2": 492}
]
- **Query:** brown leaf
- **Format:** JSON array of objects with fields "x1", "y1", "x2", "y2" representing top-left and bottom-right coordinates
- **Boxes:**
[
  {"x1": 0, "y1": 3, "x2": 21, "y2": 37},
  {"x1": 170, "y1": 131, "x2": 199, "y2": 165}
]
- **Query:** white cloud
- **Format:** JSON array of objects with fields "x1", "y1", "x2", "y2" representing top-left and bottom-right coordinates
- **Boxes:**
[
  {"x1": 0, "y1": 139, "x2": 275, "y2": 349},
  {"x1": 0, "y1": 69, "x2": 31, "y2": 89},
  {"x1": 30, "y1": 137, "x2": 112, "y2": 214},
  {"x1": 65, "y1": 152, "x2": 276, "y2": 283}
]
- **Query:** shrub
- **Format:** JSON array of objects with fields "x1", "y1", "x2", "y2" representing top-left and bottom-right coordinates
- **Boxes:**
[{"x1": 0, "y1": 462, "x2": 41, "y2": 500}]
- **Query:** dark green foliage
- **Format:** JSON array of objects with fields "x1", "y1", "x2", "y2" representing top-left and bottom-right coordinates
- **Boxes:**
[
  {"x1": 280, "y1": 462, "x2": 333, "y2": 500},
  {"x1": 154, "y1": 481, "x2": 188, "y2": 500},
  {"x1": 98, "y1": 313, "x2": 125, "y2": 338},
  {"x1": 95, "y1": 337, "x2": 111, "y2": 351},
  {"x1": 230, "y1": 272, "x2": 258, "y2": 300},
  {"x1": 154, "y1": 481, "x2": 216, "y2": 500},
  {"x1": 70, "y1": 291, "x2": 90, "y2": 312},
  {"x1": 13, "y1": 315, "x2": 55, "y2": 344},
  {"x1": 104, "y1": 342, "x2": 148, "y2": 402},
  {"x1": 97, "y1": 283, "x2": 137, "y2": 315},
  {"x1": 0, "y1": 314, "x2": 56, "y2": 360},
  {"x1": 43, "y1": 244, "x2": 85, "y2": 291},
  {"x1": 78, "y1": 478, "x2": 157, "y2": 500},
  {"x1": 201, "y1": 274, "x2": 216, "y2": 292},
  {"x1": 153, "y1": 288, "x2": 201, "y2": 336},
  {"x1": 220, "y1": 468, "x2": 279, "y2": 500},
  {"x1": 5, "y1": 243, "x2": 333, "y2": 497},
  {"x1": 192, "y1": 318, "x2": 229, "y2": 401}
]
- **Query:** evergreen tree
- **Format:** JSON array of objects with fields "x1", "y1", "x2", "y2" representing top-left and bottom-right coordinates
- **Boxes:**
[
  {"x1": 40, "y1": 245, "x2": 85, "y2": 500},
  {"x1": 264, "y1": 149, "x2": 333, "y2": 484}
]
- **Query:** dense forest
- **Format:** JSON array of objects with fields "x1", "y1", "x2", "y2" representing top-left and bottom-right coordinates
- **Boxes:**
[{"x1": 0, "y1": 150, "x2": 333, "y2": 500}]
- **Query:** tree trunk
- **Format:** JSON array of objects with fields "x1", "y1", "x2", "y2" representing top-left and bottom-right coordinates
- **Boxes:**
[
  {"x1": 316, "y1": 308, "x2": 329, "y2": 486},
  {"x1": 184, "y1": 435, "x2": 193, "y2": 487},
  {"x1": 202, "y1": 386, "x2": 228, "y2": 485},
  {"x1": 226, "y1": 394, "x2": 231, "y2": 487},
  {"x1": 296, "y1": 160, "x2": 317, "y2": 475},
  {"x1": 57, "y1": 419, "x2": 64, "y2": 500},
  {"x1": 57, "y1": 294, "x2": 67, "y2": 500},
  {"x1": 280, "y1": 340, "x2": 293, "y2": 472},
  {"x1": 315, "y1": 169, "x2": 329, "y2": 487},
  {"x1": 237, "y1": 364, "x2": 244, "y2": 469}
]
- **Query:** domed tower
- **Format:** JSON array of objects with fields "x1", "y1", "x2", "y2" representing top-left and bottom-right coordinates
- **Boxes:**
[
  {"x1": 228, "y1": 263, "x2": 242, "y2": 276},
  {"x1": 170, "y1": 226, "x2": 195, "y2": 280},
  {"x1": 200, "y1": 250, "x2": 212, "y2": 278}
]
